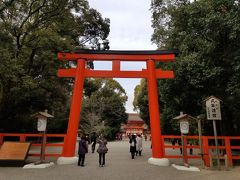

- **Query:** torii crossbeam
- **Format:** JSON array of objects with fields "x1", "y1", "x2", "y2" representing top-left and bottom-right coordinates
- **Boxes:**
[{"x1": 57, "y1": 49, "x2": 177, "y2": 165}]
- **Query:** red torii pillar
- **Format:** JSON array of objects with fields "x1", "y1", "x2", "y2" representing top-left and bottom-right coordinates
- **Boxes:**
[
  {"x1": 56, "y1": 50, "x2": 176, "y2": 165},
  {"x1": 147, "y1": 59, "x2": 163, "y2": 158},
  {"x1": 62, "y1": 60, "x2": 85, "y2": 157}
]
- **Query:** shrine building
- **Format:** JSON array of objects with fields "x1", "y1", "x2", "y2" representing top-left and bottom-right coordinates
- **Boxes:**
[{"x1": 121, "y1": 113, "x2": 148, "y2": 136}]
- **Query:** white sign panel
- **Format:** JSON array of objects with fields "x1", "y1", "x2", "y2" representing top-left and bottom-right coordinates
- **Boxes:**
[
  {"x1": 206, "y1": 97, "x2": 222, "y2": 120},
  {"x1": 180, "y1": 120, "x2": 189, "y2": 134},
  {"x1": 37, "y1": 118, "x2": 47, "y2": 131}
]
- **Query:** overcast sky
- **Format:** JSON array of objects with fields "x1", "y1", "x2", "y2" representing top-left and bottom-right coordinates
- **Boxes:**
[{"x1": 88, "y1": 0, "x2": 157, "y2": 113}]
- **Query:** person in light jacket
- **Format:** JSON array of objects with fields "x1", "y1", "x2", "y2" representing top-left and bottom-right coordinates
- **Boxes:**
[
  {"x1": 97, "y1": 134, "x2": 108, "y2": 167},
  {"x1": 78, "y1": 135, "x2": 88, "y2": 167},
  {"x1": 136, "y1": 134, "x2": 143, "y2": 156}
]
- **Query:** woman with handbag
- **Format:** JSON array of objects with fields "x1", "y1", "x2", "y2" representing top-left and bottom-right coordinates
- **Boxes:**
[{"x1": 97, "y1": 134, "x2": 108, "y2": 167}]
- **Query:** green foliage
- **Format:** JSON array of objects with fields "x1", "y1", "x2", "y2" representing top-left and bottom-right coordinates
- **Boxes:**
[
  {"x1": 134, "y1": 0, "x2": 240, "y2": 135},
  {"x1": 0, "y1": 0, "x2": 109, "y2": 133},
  {"x1": 133, "y1": 79, "x2": 150, "y2": 126},
  {"x1": 80, "y1": 79, "x2": 128, "y2": 140}
]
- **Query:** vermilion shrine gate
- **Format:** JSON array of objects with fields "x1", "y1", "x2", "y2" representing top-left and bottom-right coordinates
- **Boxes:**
[{"x1": 57, "y1": 49, "x2": 177, "y2": 165}]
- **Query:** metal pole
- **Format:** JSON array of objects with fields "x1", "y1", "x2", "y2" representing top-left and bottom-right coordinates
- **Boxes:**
[
  {"x1": 197, "y1": 119, "x2": 204, "y2": 168},
  {"x1": 213, "y1": 120, "x2": 220, "y2": 169}
]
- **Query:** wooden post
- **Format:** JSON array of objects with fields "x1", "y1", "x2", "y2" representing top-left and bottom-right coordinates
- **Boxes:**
[
  {"x1": 35, "y1": 131, "x2": 46, "y2": 164},
  {"x1": 213, "y1": 120, "x2": 221, "y2": 169},
  {"x1": 43, "y1": 132, "x2": 47, "y2": 160},
  {"x1": 0, "y1": 133, "x2": 4, "y2": 145},
  {"x1": 20, "y1": 135, "x2": 26, "y2": 142},
  {"x1": 197, "y1": 118, "x2": 204, "y2": 168},
  {"x1": 40, "y1": 132, "x2": 45, "y2": 161},
  {"x1": 203, "y1": 136, "x2": 210, "y2": 167},
  {"x1": 147, "y1": 59, "x2": 163, "y2": 158},
  {"x1": 225, "y1": 136, "x2": 233, "y2": 167},
  {"x1": 182, "y1": 135, "x2": 189, "y2": 166}
]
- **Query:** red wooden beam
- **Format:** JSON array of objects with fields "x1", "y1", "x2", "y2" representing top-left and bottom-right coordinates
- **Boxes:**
[
  {"x1": 58, "y1": 68, "x2": 174, "y2": 79},
  {"x1": 85, "y1": 69, "x2": 148, "y2": 78},
  {"x1": 58, "y1": 52, "x2": 175, "y2": 62},
  {"x1": 58, "y1": 69, "x2": 76, "y2": 77},
  {"x1": 112, "y1": 60, "x2": 120, "y2": 71},
  {"x1": 155, "y1": 69, "x2": 174, "y2": 79}
]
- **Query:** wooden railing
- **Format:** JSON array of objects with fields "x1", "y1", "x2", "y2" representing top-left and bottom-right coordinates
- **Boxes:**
[
  {"x1": 1, "y1": 133, "x2": 240, "y2": 166},
  {"x1": 0, "y1": 133, "x2": 66, "y2": 158},
  {"x1": 162, "y1": 135, "x2": 240, "y2": 167}
]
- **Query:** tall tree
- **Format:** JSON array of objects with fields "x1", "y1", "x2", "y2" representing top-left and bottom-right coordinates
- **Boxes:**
[
  {"x1": 0, "y1": 0, "x2": 110, "y2": 133},
  {"x1": 133, "y1": 79, "x2": 150, "y2": 126},
  {"x1": 80, "y1": 78, "x2": 128, "y2": 140},
  {"x1": 134, "y1": 0, "x2": 240, "y2": 135}
]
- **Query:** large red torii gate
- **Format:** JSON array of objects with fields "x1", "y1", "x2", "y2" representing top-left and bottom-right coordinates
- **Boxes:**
[{"x1": 57, "y1": 49, "x2": 177, "y2": 165}]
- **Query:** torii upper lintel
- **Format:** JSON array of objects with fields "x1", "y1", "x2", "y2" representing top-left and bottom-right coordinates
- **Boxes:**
[{"x1": 58, "y1": 49, "x2": 178, "y2": 61}]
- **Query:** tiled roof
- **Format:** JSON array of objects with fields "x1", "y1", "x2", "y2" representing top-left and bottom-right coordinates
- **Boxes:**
[
  {"x1": 128, "y1": 113, "x2": 144, "y2": 121},
  {"x1": 125, "y1": 124, "x2": 144, "y2": 129}
]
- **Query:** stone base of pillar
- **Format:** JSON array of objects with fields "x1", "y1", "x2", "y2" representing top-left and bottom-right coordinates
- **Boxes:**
[
  {"x1": 148, "y1": 157, "x2": 170, "y2": 166},
  {"x1": 57, "y1": 156, "x2": 78, "y2": 165}
]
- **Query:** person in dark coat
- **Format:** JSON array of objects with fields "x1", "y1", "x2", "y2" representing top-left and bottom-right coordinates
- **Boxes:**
[
  {"x1": 91, "y1": 132, "x2": 97, "y2": 153},
  {"x1": 129, "y1": 134, "x2": 137, "y2": 159},
  {"x1": 189, "y1": 143, "x2": 193, "y2": 155},
  {"x1": 78, "y1": 135, "x2": 88, "y2": 166},
  {"x1": 178, "y1": 139, "x2": 182, "y2": 154},
  {"x1": 97, "y1": 134, "x2": 108, "y2": 167},
  {"x1": 171, "y1": 138, "x2": 176, "y2": 149}
]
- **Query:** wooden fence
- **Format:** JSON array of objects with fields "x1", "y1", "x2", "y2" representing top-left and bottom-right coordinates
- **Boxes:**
[
  {"x1": 0, "y1": 133, "x2": 65, "y2": 158},
  {"x1": 1, "y1": 133, "x2": 240, "y2": 167},
  {"x1": 163, "y1": 135, "x2": 240, "y2": 167}
]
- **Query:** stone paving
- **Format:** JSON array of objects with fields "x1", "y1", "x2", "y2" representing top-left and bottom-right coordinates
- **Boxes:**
[{"x1": 0, "y1": 140, "x2": 240, "y2": 180}]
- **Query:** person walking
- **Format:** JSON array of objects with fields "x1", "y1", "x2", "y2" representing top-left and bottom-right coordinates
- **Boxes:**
[
  {"x1": 136, "y1": 134, "x2": 143, "y2": 156},
  {"x1": 78, "y1": 135, "x2": 88, "y2": 167},
  {"x1": 91, "y1": 132, "x2": 97, "y2": 153},
  {"x1": 97, "y1": 134, "x2": 108, "y2": 167},
  {"x1": 129, "y1": 134, "x2": 137, "y2": 159},
  {"x1": 189, "y1": 143, "x2": 193, "y2": 155},
  {"x1": 144, "y1": 134, "x2": 147, "y2": 141},
  {"x1": 171, "y1": 138, "x2": 176, "y2": 150},
  {"x1": 178, "y1": 139, "x2": 182, "y2": 154}
]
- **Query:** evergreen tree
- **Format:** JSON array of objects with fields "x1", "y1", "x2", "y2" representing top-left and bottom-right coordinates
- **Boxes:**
[{"x1": 0, "y1": 0, "x2": 110, "y2": 133}]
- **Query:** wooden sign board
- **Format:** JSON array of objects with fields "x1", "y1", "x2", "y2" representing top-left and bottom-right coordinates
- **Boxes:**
[
  {"x1": 180, "y1": 120, "x2": 189, "y2": 134},
  {"x1": 205, "y1": 96, "x2": 222, "y2": 120},
  {"x1": 0, "y1": 142, "x2": 31, "y2": 167}
]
